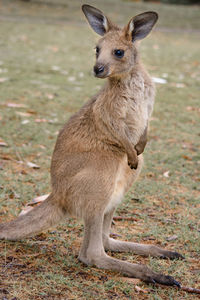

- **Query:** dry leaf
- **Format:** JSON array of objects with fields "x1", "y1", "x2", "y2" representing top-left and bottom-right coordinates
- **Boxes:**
[
  {"x1": 0, "y1": 154, "x2": 12, "y2": 160},
  {"x1": 135, "y1": 285, "x2": 149, "y2": 293},
  {"x1": 51, "y1": 65, "x2": 60, "y2": 71},
  {"x1": 6, "y1": 102, "x2": 27, "y2": 108},
  {"x1": 21, "y1": 120, "x2": 30, "y2": 125},
  {"x1": 0, "y1": 77, "x2": 9, "y2": 83},
  {"x1": 38, "y1": 144, "x2": 46, "y2": 150},
  {"x1": 19, "y1": 194, "x2": 49, "y2": 216},
  {"x1": 35, "y1": 118, "x2": 48, "y2": 123},
  {"x1": 186, "y1": 106, "x2": 200, "y2": 112},
  {"x1": 16, "y1": 111, "x2": 33, "y2": 117},
  {"x1": 176, "y1": 83, "x2": 185, "y2": 88},
  {"x1": 46, "y1": 93, "x2": 54, "y2": 100},
  {"x1": 68, "y1": 76, "x2": 76, "y2": 82},
  {"x1": 110, "y1": 232, "x2": 122, "y2": 238},
  {"x1": 182, "y1": 155, "x2": 192, "y2": 161},
  {"x1": 33, "y1": 194, "x2": 49, "y2": 202},
  {"x1": 78, "y1": 72, "x2": 84, "y2": 78},
  {"x1": 152, "y1": 77, "x2": 167, "y2": 84},
  {"x1": 19, "y1": 201, "x2": 42, "y2": 216},
  {"x1": 0, "y1": 68, "x2": 8, "y2": 73},
  {"x1": 26, "y1": 110, "x2": 37, "y2": 115},
  {"x1": 121, "y1": 277, "x2": 141, "y2": 285},
  {"x1": 0, "y1": 138, "x2": 8, "y2": 147},
  {"x1": 153, "y1": 44, "x2": 159, "y2": 50},
  {"x1": 163, "y1": 171, "x2": 170, "y2": 177},
  {"x1": 162, "y1": 73, "x2": 168, "y2": 78},
  {"x1": 49, "y1": 46, "x2": 59, "y2": 52},
  {"x1": 19, "y1": 34, "x2": 28, "y2": 42},
  {"x1": 60, "y1": 70, "x2": 68, "y2": 75},
  {"x1": 21, "y1": 169, "x2": 28, "y2": 175},
  {"x1": 26, "y1": 162, "x2": 40, "y2": 169},
  {"x1": 166, "y1": 234, "x2": 178, "y2": 241},
  {"x1": 19, "y1": 206, "x2": 33, "y2": 216}
]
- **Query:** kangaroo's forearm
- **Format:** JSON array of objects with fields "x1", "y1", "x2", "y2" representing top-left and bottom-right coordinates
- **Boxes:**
[
  {"x1": 120, "y1": 134, "x2": 137, "y2": 158},
  {"x1": 135, "y1": 125, "x2": 148, "y2": 155},
  {"x1": 100, "y1": 119, "x2": 138, "y2": 168},
  {"x1": 103, "y1": 118, "x2": 137, "y2": 156}
]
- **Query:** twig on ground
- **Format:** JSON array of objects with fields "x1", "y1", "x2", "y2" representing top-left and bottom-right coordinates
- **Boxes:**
[
  {"x1": 180, "y1": 286, "x2": 200, "y2": 294},
  {"x1": 131, "y1": 198, "x2": 141, "y2": 202},
  {"x1": 113, "y1": 216, "x2": 137, "y2": 221}
]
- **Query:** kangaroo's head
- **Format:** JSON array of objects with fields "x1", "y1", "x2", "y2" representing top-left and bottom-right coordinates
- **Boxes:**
[{"x1": 82, "y1": 4, "x2": 158, "y2": 79}]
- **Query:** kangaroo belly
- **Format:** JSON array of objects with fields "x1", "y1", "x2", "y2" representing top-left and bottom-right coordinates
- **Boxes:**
[
  {"x1": 104, "y1": 154, "x2": 144, "y2": 214},
  {"x1": 105, "y1": 180, "x2": 125, "y2": 214},
  {"x1": 104, "y1": 156, "x2": 129, "y2": 214}
]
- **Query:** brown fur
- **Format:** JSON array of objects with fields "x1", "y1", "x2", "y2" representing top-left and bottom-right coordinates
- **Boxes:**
[{"x1": 0, "y1": 5, "x2": 183, "y2": 286}]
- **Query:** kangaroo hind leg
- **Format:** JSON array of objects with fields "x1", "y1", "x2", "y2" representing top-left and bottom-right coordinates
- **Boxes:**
[
  {"x1": 79, "y1": 211, "x2": 181, "y2": 286},
  {"x1": 102, "y1": 208, "x2": 184, "y2": 260}
]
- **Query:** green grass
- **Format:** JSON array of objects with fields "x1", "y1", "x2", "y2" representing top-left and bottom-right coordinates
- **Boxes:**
[{"x1": 0, "y1": 0, "x2": 200, "y2": 299}]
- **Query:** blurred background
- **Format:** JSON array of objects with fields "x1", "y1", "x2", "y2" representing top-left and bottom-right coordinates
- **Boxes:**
[{"x1": 0, "y1": 0, "x2": 199, "y2": 299}]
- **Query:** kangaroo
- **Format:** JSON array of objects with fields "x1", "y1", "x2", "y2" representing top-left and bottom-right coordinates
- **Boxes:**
[{"x1": 0, "y1": 5, "x2": 183, "y2": 286}]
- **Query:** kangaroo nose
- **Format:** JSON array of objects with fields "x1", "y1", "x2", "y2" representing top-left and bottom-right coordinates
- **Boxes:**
[{"x1": 94, "y1": 65, "x2": 104, "y2": 75}]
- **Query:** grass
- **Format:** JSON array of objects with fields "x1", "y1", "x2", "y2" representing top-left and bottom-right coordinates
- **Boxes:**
[{"x1": 0, "y1": 0, "x2": 200, "y2": 299}]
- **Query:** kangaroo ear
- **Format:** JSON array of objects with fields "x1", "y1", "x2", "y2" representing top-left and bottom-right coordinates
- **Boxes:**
[
  {"x1": 125, "y1": 12, "x2": 158, "y2": 42},
  {"x1": 82, "y1": 4, "x2": 113, "y2": 36}
]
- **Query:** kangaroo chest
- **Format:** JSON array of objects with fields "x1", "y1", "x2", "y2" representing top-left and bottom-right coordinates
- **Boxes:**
[
  {"x1": 124, "y1": 79, "x2": 149, "y2": 142},
  {"x1": 93, "y1": 73, "x2": 153, "y2": 147}
]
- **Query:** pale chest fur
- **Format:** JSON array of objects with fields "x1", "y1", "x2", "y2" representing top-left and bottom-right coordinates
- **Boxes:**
[
  {"x1": 93, "y1": 68, "x2": 155, "y2": 148},
  {"x1": 124, "y1": 73, "x2": 152, "y2": 143}
]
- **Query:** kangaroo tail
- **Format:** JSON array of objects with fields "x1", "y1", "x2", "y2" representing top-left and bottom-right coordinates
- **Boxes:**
[{"x1": 0, "y1": 193, "x2": 66, "y2": 241}]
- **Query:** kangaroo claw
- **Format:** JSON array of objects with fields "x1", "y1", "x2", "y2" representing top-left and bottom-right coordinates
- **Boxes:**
[{"x1": 160, "y1": 251, "x2": 185, "y2": 260}]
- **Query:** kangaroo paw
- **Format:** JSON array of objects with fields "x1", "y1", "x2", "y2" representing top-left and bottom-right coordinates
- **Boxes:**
[{"x1": 144, "y1": 273, "x2": 181, "y2": 287}]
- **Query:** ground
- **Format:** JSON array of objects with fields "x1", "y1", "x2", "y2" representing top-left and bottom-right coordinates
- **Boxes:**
[{"x1": 0, "y1": 0, "x2": 199, "y2": 299}]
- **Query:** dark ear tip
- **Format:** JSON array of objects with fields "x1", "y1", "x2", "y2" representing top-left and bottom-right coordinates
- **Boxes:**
[
  {"x1": 82, "y1": 4, "x2": 94, "y2": 13},
  {"x1": 82, "y1": 4, "x2": 103, "y2": 16},
  {"x1": 148, "y1": 11, "x2": 159, "y2": 21},
  {"x1": 153, "y1": 11, "x2": 159, "y2": 21},
  {"x1": 82, "y1": 4, "x2": 89, "y2": 12},
  {"x1": 140, "y1": 11, "x2": 158, "y2": 21}
]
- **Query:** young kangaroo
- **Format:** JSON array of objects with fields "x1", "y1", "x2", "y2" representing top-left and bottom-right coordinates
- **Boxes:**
[{"x1": 0, "y1": 5, "x2": 183, "y2": 286}]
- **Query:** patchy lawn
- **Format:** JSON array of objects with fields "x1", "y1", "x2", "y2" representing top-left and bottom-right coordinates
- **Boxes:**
[{"x1": 0, "y1": 0, "x2": 199, "y2": 299}]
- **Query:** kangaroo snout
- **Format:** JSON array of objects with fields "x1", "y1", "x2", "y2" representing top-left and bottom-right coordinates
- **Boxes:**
[{"x1": 93, "y1": 63, "x2": 108, "y2": 78}]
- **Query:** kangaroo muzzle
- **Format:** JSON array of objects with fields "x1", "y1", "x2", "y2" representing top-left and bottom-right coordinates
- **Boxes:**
[{"x1": 93, "y1": 64, "x2": 109, "y2": 78}]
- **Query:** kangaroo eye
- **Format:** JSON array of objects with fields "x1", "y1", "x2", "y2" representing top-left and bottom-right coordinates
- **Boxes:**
[
  {"x1": 96, "y1": 46, "x2": 100, "y2": 55},
  {"x1": 114, "y1": 49, "x2": 124, "y2": 58}
]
